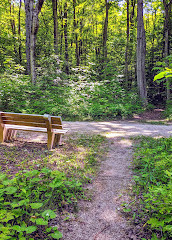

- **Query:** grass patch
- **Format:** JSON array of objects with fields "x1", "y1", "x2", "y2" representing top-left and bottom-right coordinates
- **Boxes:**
[
  {"x1": 0, "y1": 133, "x2": 107, "y2": 239},
  {"x1": 128, "y1": 136, "x2": 172, "y2": 240}
]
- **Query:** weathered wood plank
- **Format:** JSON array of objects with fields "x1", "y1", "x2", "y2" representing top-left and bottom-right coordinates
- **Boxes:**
[
  {"x1": 1, "y1": 113, "x2": 47, "y2": 123},
  {"x1": 2, "y1": 120, "x2": 46, "y2": 128},
  {"x1": 6, "y1": 125, "x2": 47, "y2": 132},
  {"x1": 51, "y1": 116, "x2": 62, "y2": 125}
]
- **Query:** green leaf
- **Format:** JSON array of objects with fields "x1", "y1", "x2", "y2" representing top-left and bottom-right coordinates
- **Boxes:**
[
  {"x1": 5, "y1": 187, "x2": 17, "y2": 194},
  {"x1": 25, "y1": 226, "x2": 37, "y2": 234},
  {"x1": 165, "y1": 74, "x2": 172, "y2": 78},
  {"x1": 123, "y1": 208, "x2": 131, "y2": 213},
  {"x1": 49, "y1": 182, "x2": 62, "y2": 189},
  {"x1": 30, "y1": 203, "x2": 43, "y2": 209},
  {"x1": 0, "y1": 210, "x2": 14, "y2": 223},
  {"x1": 46, "y1": 227, "x2": 52, "y2": 233},
  {"x1": 41, "y1": 210, "x2": 56, "y2": 219},
  {"x1": 30, "y1": 178, "x2": 40, "y2": 183},
  {"x1": 49, "y1": 231, "x2": 63, "y2": 239},
  {"x1": 11, "y1": 200, "x2": 28, "y2": 208},
  {"x1": 36, "y1": 218, "x2": 48, "y2": 225},
  {"x1": 0, "y1": 174, "x2": 6, "y2": 181},
  {"x1": 154, "y1": 71, "x2": 166, "y2": 81},
  {"x1": 12, "y1": 225, "x2": 22, "y2": 232}
]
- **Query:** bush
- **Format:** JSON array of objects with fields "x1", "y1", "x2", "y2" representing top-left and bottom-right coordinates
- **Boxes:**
[
  {"x1": 0, "y1": 58, "x2": 142, "y2": 120},
  {"x1": 132, "y1": 137, "x2": 172, "y2": 239},
  {"x1": 0, "y1": 168, "x2": 82, "y2": 239}
]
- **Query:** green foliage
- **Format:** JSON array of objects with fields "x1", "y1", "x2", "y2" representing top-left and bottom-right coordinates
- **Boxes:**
[
  {"x1": 0, "y1": 60, "x2": 142, "y2": 120},
  {"x1": 0, "y1": 168, "x2": 83, "y2": 239},
  {"x1": 0, "y1": 133, "x2": 106, "y2": 239},
  {"x1": 164, "y1": 100, "x2": 172, "y2": 120},
  {"x1": 132, "y1": 137, "x2": 172, "y2": 239}
]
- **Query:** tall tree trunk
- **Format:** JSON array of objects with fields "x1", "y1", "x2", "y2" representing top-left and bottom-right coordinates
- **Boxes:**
[
  {"x1": 102, "y1": 0, "x2": 109, "y2": 61},
  {"x1": 64, "y1": 2, "x2": 69, "y2": 74},
  {"x1": 137, "y1": 0, "x2": 147, "y2": 105},
  {"x1": 9, "y1": 1, "x2": 18, "y2": 60},
  {"x1": 18, "y1": 0, "x2": 22, "y2": 64},
  {"x1": 73, "y1": 0, "x2": 80, "y2": 65},
  {"x1": 163, "y1": 0, "x2": 172, "y2": 101},
  {"x1": 128, "y1": 0, "x2": 136, "y2": 88},
  {"x1": 52, "y1": 0, "x2": 58, "y2": 54},
  {"x1": 125, "y1": 0, "x2": 130, "y2": 89},
  {"x1": 60, "y1": 7, "x2": 63, "y2": 56},
  {"x1": 24, "y1": 0, "x2": 45, "y2": 84}
]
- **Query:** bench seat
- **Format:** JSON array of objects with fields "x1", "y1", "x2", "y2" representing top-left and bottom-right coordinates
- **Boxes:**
[
  {"x1": 0, "y1": 112, "x2": 68, "y2": 150},
  {"x1": 5, "y1": 125, "x2": 68, "y2": 134}
]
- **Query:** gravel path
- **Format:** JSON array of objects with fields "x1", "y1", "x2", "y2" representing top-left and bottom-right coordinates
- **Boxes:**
[
  {"x1": 18, "y1": 121, "x2": 172, "y2": 239},
  {"x1": 58, "y1": 121, "x2": 172, "y2": 240}
]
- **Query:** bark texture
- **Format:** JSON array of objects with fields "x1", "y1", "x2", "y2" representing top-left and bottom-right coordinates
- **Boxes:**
[
  {"x1": 137, "y1": 0, "x2": 147, "y2": 105},
  {"x1": 64, "y1": 2, "x2": 69, "y2": 74},
  {"x1": 24, "y1": 0, "x2": 45, "y2": 84},
  {"x1": 102, "y1": 0, "x2": 110, "y2": 61},
  {"x1": 125, "y1": 0, "x2": 130, "y2": 88},
  {"x1": 52, "y1": 0, "x2": 58, "y2": 54},
  {"x1": 73, "y1": 0, "x2": 80, "y2": 66},
  {"x1": 163, "y1": 0, "x2": 172, "y2": 101}
]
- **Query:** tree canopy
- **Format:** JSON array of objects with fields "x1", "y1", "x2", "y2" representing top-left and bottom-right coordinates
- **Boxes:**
[{"x1": 0, "y1": 0, "x2": 171, "y2": 118}]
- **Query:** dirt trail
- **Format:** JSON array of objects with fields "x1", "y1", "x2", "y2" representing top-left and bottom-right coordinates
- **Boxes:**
[
  {"x1": 57, "y1": 121, "x2": 171, "y2": 240},
  {"x1": 18, "y1": 121, "x2": 172, "y2": 239}
]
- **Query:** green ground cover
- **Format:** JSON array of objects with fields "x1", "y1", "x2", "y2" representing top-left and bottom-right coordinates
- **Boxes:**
[
  {"x1": 0, "y1": 134, "x2": 107, "y2": 239},
  {"x1": 131, "y1": 137, "x2": 172, "y2": 240}
]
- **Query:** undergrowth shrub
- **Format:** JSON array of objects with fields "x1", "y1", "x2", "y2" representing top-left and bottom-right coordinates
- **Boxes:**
[
  {"x1": 0, "y1": 58, "x2": 142, "y2": 120},
  {"x1": 132, "y1": 137, "x2": 172, "y2": 240},
  {"x1": 0, "y1": 168, "x2": 83, "y2": 239}
]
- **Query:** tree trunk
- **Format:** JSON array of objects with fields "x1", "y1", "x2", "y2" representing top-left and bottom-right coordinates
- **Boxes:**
[
  {"x1": 52, "y1": 0, "x2": 58, "y2": 54},
  {"x1": 163, "y1": 0, "x2": 172, "y2": 101},
  {"x1": 24, "y1": 0, "x2": 45, "y2": 84},
  {"x1": 128, "y1": 0, "x2": 136, "y2": 88},
  {"x1": 18, "y1": 0, "x2": 22, "y2": 64},
  {"x1": 125, "y1": 0, "x2": 130, "y2": 89},
  {"x1": 73, "y1": 0, "x2": 80, "y2": 66},
  {"x1": 102, "y1": 0, "x2": 109, "y2": 61},
  {"x1": 137, "y1": 0, "x2": 147, "y2": 105},
  {"x1": 9, "y1": 1, "x2": 18, "y2": 61},
  {"x1": 64, "y1": 2, "x2": 69, "y2": 74}
]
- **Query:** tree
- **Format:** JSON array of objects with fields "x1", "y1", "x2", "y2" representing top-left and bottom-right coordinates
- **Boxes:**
[
  {"x1": 137, "y1": 0, "x2": 147, "y2": 105},
  {"x1": 102, "y1": 0, "x2": 110, "y2": 62},
  {"x1": 124, "y1": 0, "x2": 130, "y2": 88},
  {"x1": 18, "y1": 0, "x2": 22, "y2": 64},
  {"x1": 24, "y1": 0, "x2": 45, "y2": 84},
  {"x1": 52, "y1": 0, "x2": 58, "y2": 54},
  {"x1": 64, "y1": 2, "x2": 69, "y2": 74},
  {"x1": 73, "y1": 0, "x2": 80, "y2": 66},
  {"x1": 163, "y1": 0, "x2": 172, "y2": 101}
]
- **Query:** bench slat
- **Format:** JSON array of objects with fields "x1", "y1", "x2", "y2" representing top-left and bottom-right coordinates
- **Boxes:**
[
  {"x1": 3, "y1": 120, "x2": 46, "y2": 128},
  {"x1": 51, "y1": 116, "x2": 62, "y2": 124},
  {"x1": 6, "y1": 125, "x2": 68, "y2": 134},
  {"x1": 2, "y1": 120, "x2": 47, "y2": 128},
  {"x1": 6, "y1": 125, "x2": 47, "y2": 132},
  {"x1": 1, "y1": 114, "x2": 47, "y2": 124}
]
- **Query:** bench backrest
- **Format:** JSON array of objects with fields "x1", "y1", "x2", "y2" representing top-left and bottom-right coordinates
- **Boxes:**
[
  {"x1": 0, "y1": 112, "x2": 63, "y2": 130},
  {"x1": 51, "y1": 116, "x2": 63, "y2": 129}
]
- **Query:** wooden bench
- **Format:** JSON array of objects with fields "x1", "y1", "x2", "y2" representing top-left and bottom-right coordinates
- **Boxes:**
[{"x1": 0, "y1": 112, "x2": 68, "y2": 150}]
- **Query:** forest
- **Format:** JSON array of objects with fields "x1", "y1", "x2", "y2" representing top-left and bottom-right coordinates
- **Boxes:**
[
  {"x1": 0, "y1": 0, "x2": 171, "y2": 120},
  {"x1": 0, "y1": 1, "x2": 172, "y2": 240}
]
